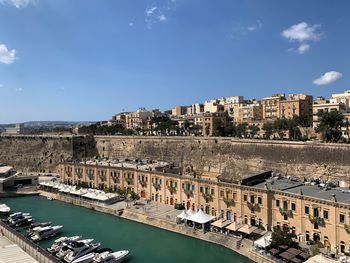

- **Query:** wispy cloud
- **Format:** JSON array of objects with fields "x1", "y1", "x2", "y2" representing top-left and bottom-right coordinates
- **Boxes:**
[
  {"x1": 282, "y1": 22, "x2": 323, "y2": 54},
  {"x1": 128, "y1": 22, "x2": 135, "y2": 28},
  {"x1": 0, "y1": 0, "x2": 35, "y2": 8},
  {"x1": 0, "y1": 84, "x2": 4, "y2": 88},
  {"x1": 145, "y1": 1, "x2": 176, "y2": 29},
  {"x1": 228, "y1": 20, "x2": 263, "y2": 39},
  {"x1": 15, "y1": 87, "x2": 23, "y2": 92},
  {"x1": 313, "y1": 71, "x2": 343, "y2": 86},
  {"x1": 0, "y1": 43, "x2": 16, "y2": 64}
]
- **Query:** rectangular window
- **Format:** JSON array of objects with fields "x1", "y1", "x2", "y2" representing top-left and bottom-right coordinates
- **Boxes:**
[
  {"x1": 291, "y1": 203, "x2": 296, "y2": 211},
  {"x1": 192, "y1": 185, "x2": 195, "y2": 191},
  {"x1": 323, "y1": 210, "x2": 328, "y2": 220},
  {"x1": 220, "y1": 190, "x2": 224, "y2": 197},
  {"x1": 182, "y1": 183, "x2": 184, "y2": 190},
  {"x1": 250, "y1": 196, "x2": 255, "y2": 203},
  {"x1": 276, "y1": 200, "x2": 280, "y2": 207},
  {"x1": 258, "y1": 197, "x2": 262, "y2": 205},
  {"x1": 200, "y1": 187, "x2": 203, "y2": 193},
  {"x1": 340, "y1": 214, "x2": 345, "y2": 224},
  {"x1": 283, "y1": 201, "x2": 288, "y2": 210},
  {"x1": 233, "y1": 193, "x2": 236, "y2": 200},
  {"x1": 211, "y1": 189, "x2": 214, "y2": 196},
  {"x1": 243, "y1": 195, "x2": 247, "y2": 202},
  {"x1": 305, "y1": 206, "x2": 310, "y2": 215}
]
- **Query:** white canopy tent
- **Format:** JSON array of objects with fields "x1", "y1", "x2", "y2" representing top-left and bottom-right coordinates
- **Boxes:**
[
  {"x1": 177, "y1": 210, "x2": 189, "y2": 220},
  {"x1": 186, "y1": 209, "x2": 195, "y2": 216},
  {"x1": 253, "y1": 233, "x2": 272, "y2": 248},
  {"x1": 186, "y1": 209, "x2": 215, "y2": 224}
]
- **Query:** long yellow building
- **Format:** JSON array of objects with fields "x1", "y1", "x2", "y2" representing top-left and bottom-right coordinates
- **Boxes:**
[{"x1": 59, "y1": 158, "x2": 350, "y2": 256}]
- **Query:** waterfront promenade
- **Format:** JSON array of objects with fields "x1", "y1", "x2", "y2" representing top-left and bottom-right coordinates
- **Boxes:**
[{"x1": 39, "y1": 190, "x2": 274, "y2": 263}]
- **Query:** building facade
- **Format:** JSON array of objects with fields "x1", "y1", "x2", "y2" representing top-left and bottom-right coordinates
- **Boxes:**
[{"x1": 59, "y1": 160, "x2": 350, "y2": 255}]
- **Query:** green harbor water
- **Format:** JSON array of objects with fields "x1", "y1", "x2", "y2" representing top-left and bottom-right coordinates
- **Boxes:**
[{"x1": 2, "y1": 196, "x2": 252, "y2": 263}]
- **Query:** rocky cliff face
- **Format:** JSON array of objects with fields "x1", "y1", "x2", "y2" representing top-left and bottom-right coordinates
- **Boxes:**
[{"x1": 0, "y1": 135, "x2": 349, "y2": 182}]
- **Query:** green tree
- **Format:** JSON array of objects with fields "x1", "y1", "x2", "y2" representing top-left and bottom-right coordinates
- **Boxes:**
[
  {"x1": 130, "y1": 191, "x2": 140, "y2": 201},
  {"x1": 273, "y1": 118, "x2": 289, "y2": 139},
  {"x1": 316, "y1": 110, "x2": 345, "y2": 142},
  {"x1": 262, "y1": 122, "x2": 274, "y2": 139},
  {"x1": 248, "y1": 124, "x2": 260, "y2": 138},
  {"x1": 236, "y1": 123, "x2": 248, "y2": 138},
  {"x1": 212, "y1": 119, "x2": 226, "y2": 136},
  {"x1": 270, "y1": 226, "x2": 297, "y2": 248}
]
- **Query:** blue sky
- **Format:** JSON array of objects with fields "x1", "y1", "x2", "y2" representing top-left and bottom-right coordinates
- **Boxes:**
[{"x1": 0, "y1": 0, "x2": 349, "y2": 123}]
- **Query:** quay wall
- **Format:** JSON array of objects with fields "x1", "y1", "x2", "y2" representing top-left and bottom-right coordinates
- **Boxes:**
[
  {"x1": 1, "y1": 134, "x2": 350, "y2": 181},
  {"x1": 0, "y1": 221, "x2": 60, "y2": 263}
]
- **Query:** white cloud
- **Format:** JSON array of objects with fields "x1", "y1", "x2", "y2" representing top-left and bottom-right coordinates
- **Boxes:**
[
  {"x1": 0, "y1": 43, "x2": 16, "y2": 64},
  {"x1": 313, "y1": 71, "x2": 343, "y2": 86},
  {"x1": 0, "y1": 0, "x2": 35, "y2": 8},
  {"x1": 128, "y1": 22, "x2": 135, "y2": 27},
  {"x1": 247, "y1": 20, "x2": 262, "y2": 32},
  {"x1": 15, "y1": 87, "x2": 23, "y2": 92},
  {"x1": 297, "y1": 43, "x2": 310, "y2": 54},
  {"x1": 282, "y1": 22, "x2": 323, "y2": 54},
  {"x1": 145, "y1": 1, "x2": 176, "y2": 29}
]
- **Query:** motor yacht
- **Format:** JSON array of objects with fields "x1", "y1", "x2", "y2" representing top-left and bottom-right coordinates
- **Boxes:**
[
  {"x1": 64, "y1": 242, "x2": 101, "y2": 263},
  {"x1": 30, "y1": 225, "x2": 63, "y2": 242},
  {"x1": 0, "y1": 204, "x2": 10, "y2": 214},
  {"x1": 28, "y1": 222, "x2": 52, "y2": 236},
  {"x1": 93, "y1": 250, "x2": 129, "y2": 263},
  {"x1": 47, "y1": 236, "x2": 81, "y2": 253},
  {"x1": 9, "y1": 215, "x2": 33, "y2": 227},
  {"x1": 71, "y1": 248, "x2": 112, "y2": 263},
  {"x1": 8, "y1": 212, "x2": 30, "y2": 222},
  {"x1": 56, "y1": 239, "x2": 94, "y2": 259}
]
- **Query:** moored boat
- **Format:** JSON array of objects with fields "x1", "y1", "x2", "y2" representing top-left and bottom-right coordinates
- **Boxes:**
[
  {"x1": 56, "y1": 239, "x2": 94, "y2": 259},
  {"x1": 64, "y1": 241, "x2": 101, "y2": 263},
  {"x1": 93, "y1": 250, "x2": 129, "y2": 263},
  {"x1": 0, "y1": 204, "x2": 10, "y2": 214},
  {"x1": 47, "y1": 236, "x2": 81, "y2": 253},
  {"x1": 30, "y1": 225, "x2": 63, "y2": 242}
]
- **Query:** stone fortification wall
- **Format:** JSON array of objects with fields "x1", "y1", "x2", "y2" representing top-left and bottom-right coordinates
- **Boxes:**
[
  {"x1": 0, "y1": 135, "x2": 349, "y2": 181},
  {"x1": 95, "y1": 136, "x2": 350, "y2": 182},
  {"x1": 0, "y1": 135, "x2": 96, "y2": 173}
]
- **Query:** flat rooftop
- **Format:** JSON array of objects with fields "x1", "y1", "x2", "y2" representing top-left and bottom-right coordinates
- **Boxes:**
[
  {"x1": 0, "y1": 166, "x2": 13, "y2": 175},
  {"x1": 253, "y1": 177, "x2": 350, "y2": 205},
  {"x1": 0, "y1": 237, "x2": 38, "y2": 263},
  {"x1": 66, "y1": 157, "x2": 180, "y2": 173}
]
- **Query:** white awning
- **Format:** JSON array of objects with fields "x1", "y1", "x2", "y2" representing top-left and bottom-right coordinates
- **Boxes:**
[
  {"x1": 237, "y1": 224, "x2": 258, "y2": 234},
  {"x1": 186, "y1": 210, "x2": 215, "y2": 224},
  {"x1": 211, "y1": 219, "x2": 231, "y2": 228},
  {"x1": 253, "y1": 233, "x2": 272, "y2": 248},
  {"x1": 176, "y1": 210, "x2": 189, "y2": 220},
  {"x1": 225, "y1": 222, "x2": 242, "y2": 231}
]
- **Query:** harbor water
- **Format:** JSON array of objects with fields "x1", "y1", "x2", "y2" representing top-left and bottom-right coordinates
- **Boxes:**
[{"x1": 2, "y1": 196, "x2": 252, "y2": 263}]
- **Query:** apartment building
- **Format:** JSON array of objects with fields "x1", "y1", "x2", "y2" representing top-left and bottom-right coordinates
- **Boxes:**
[
  {"x1": 280, "y1": 94, "x2": 313, "y2": 121},
  {"x1": 232, "y1": 100, "x2": 263, "y2": 123},
  {"x1": 312, "y1": 97, "x2": 346, "y2": 128},
  {"x1": 194, "y1": 112, "x2": 228, "y2": 136},
  {"x1": 262, "y1": 94, "x2": 285, "y2": 120},
  {"x1": 204, "y1": 100, "x2": 225, "y2": 113},
  {"x1": 331, "y1": 90, "x2": 350, "y2": 112},
  {"x1": 124, "y1": 108, "x2": 155, "y2": 130},
  {"x1": 171, "y1": 106, "x2": 189, "y2": 116}
]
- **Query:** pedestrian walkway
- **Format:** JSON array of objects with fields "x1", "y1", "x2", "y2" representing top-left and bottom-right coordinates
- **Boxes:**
[{"x1": 0, "y1": 236, "x2": 38, "y2": 263}]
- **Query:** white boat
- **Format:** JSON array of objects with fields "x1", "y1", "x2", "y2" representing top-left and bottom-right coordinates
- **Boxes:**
[
  {"x1": 8, "y1": 212, "x2": 30, "y2": 222},
  {"x1": 93, "y1": 250, "x2": 129, "y2": 263},
  {"x1": 10, "y1": 215, "x2": 32, "y2": 226},
  {"x1": 31, "y1": 225, "x2": 63, "y2": 242},
  {"x1": 64, "y1": 242, "x2": 101, "y2": 263},
  {"x1": 47, "y1": 197, "x2": 53, "y2": 201},
  {"x1": 0, "y1": 204, "x2": 10, "y2": 214},
  {"x1": 56, "y1": 239, "x2": 94, "y2": 259},
  {"x1": 71, "y1": 252, "x2": 95, "y2": 263},
  {"x1": 47, "y1": 236, "x2": 81, "y2": 253}
]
